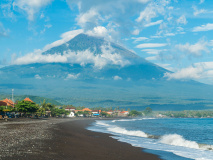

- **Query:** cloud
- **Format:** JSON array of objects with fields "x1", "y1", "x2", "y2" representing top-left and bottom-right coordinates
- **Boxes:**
[
  {"x1": 176, "y1": 15, "x2": 187, "y2": 25},
  {"x1": 175, "y1": 39, "x2": 209, "y2": 56},
  {"x1": 155, "y1": 63, "x2": 173, "y2": 71},
  {"x1": 1, "y1": 1, "x2": 15, "y2": 18},
  {"x1": 43, "y1": 29, "x2": 83, "y2": 51},
  {"x1": 192, "y1": 6, "x2": 207, "y2": 16},
  {"x1": 76, "y1": 8, "x2": 102, "y2": 29},
  {"x1": 136, "y1": 1, "x2": 169, "y2": 23},
  {"x1": 142, "y1": 49, "x2": 167, "y2": 54},
  {"x1": 164, "y1": 66, "x2": 203, "y2": 80},
  {"x1": 67, "y1": 0, "x2": 170, "y2": 40},
  {"x1": 13, "y1": 0, "x2": 53, "y2": 21},
  {"x1": 145, "y1": 56, "x2": 158, "y2": 61},
  {"x1": 199, "y1": 0, "x2": 205, "y2": 4},
  {"x1": 144, "y1": 20, "x2": 163, "y2": 27},
  {"x1": 12, "y1": 44, "x2": 130, "y2": 69},
  {"x1": 0, "y1": 22, "x2": 10, "y2": 37},
  {"x1": 192, "y1": 23, "x2": 213, "y2": 32},
  {"x1": 136, "y1": 43, "x2": 167, "y2": 48},
  {"x1": 164, "y1": 61, "x2": 213, "y2": 81},
  {"x1": 86, "y1": 26, "x2": 112, "y2": 40},
  {"x1": 113, "y1": 75, "x2": 122, "y2": 80},
  {"x1": 132, "y1": 37, "x2": 148, "y2": 43},
  {"x1": 132, "y1": 29, "x2": 140, "y2": 35},
  {"x1": 65, "y1": 73, "x2": 80, "y2": 80},
  {"x1": 35, "y1": 74, "x2": 42, "y2": 79}
]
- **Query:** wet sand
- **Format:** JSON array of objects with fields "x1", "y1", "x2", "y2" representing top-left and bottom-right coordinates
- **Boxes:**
[{"x1": 0, "y1": 118, "x2": 161, "y2": 160}]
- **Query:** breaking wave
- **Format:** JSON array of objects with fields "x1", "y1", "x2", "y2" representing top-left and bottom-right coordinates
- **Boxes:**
[
  {"x1": 111, "y1": 118, "x2": 156, "y2": 123},
  {"x1": 159, "y1": 134, "x2": 213, "y2": 151},
  {"x1": 159, "y1": 134, "x2": 199, "y2": 149},
  {"x1": 107, "y1": 126, "x2": 148, "y2": 138}
]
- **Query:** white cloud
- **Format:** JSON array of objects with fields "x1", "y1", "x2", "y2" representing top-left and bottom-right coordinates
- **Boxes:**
[
  {"x1": 43, "y1": 29, "x2": 83, "y2": 51},
  {"x1": 86, "y1": 26, "x2": 109, "y2": 38},
  {"x1": 192, "y1": 23, "x2": 213, "y2": 32},
  {"x1": 12, "y1": 44, "x2": 130, "y2": 69},
  {"x1": 132, "y1": 37, "x2": 148, "y2": 42},
  {"x1": 136, "y1": 0, "x2": 169, "y2": 23},
  {"x1": 199, "y1": 0, "x2": 205, "y2": 4},
  {"x1": 142, "y1": 49, "x2": 167, "y2": 54},
  {"x1": 164, "y1": 33, "x2": 175, "y2": 36},
  {"x1": 113, "y1": 75, "x2": 122, "y2": 80},
  {"x1": 132, "y1": 29, "x2": 140, "y2": 35},
  {"x1": 145, "y1": 56, "x2": 158, "y2": 61},
  {"x1": 192, "y1": 6, "x2": 207, "y2": 16},
  {"x1": 65, "y1": 73, "x2": 80, "y2": 80},
  {"x1": 144, "y1": 20, "x2": 163, "y2": 27},
  {"x1": 164, "y1": 66, "x2": 203, "y2": 80},
  {"x1": 155, "y1": 63, "x2": 173, "y2": 71},
  {"x1": 13, "y1": 0, "x2": 53, "y2": 21},
  {"x1": 76, "y1": 8, "x2": 101, "y2": 28},
  {"x1": 35, "y1": 74, "x2": 42, "y2": 79},
  {"x1": 164, "y1": 61, "x2": 213, "y2": 82},
  {"x1": 0, "y1": 22, "x2": 9, "y2": 37},
  {"x1": 175, "y1": 40, "x2": 209, "y2": 56},
  {"x1": 66, "y1": 0, "x2": 159, "y2": 40},
  {"x1": 136, "y1": 43, "x2": 167, "y2": 48},
  {"x1": 176, "y1": 15, "x2": 187, "y2": 25}
]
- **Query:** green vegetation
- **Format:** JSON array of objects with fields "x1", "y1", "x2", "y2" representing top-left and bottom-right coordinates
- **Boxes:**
[
  {"x1": 156, "y1": 110, "x2": 213, "y2": 118},
  {"x1": 0, "y1": 94, "x2": 62, "y2": 106},
  {"x1": 129, "y1": 110, "x2": 142, "y2": 117},
  {"x1": 16, "y1": 100, "x2": 38, "y2": 114}
]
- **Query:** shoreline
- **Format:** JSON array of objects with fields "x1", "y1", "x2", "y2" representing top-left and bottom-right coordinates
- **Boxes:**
[{"x1": 0, "y1": 118, "x2": 161, "y2": 160}]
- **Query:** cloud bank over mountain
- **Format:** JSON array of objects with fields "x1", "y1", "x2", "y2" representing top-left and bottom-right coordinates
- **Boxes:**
[{"x1": 12, "y1": 42, "x2": 130, "y2": 69}]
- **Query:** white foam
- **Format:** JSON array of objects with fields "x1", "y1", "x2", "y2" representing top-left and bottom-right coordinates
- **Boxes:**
[
  {"x1": 112, "y1": 119, "x2": 137, "y2": 122},
  {"x1": 159, "y1": 134, "x2": 200, "y2": 149},
  {"x1": 96, "y1": 121, "x2": 110, "y2": 127},
  {"x1": 107, "y1": 126, "x2": 148, "y2": 138}
]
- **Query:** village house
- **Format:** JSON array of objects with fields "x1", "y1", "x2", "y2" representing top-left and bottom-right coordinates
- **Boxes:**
[
  {"x1": 91, "y1": 110, "x2": 101, "y2": 117},
  {"x1": 0, "y1": 98, "x2": 14, "y2": 107},
  {"x1": 65, "y1": 107, "x2": 76, "y2": 117},
  {"x1": 65, "y1": 106, "x2": 76, "y2": 111},
  {"x1": 120, "y1": 111, "x2": 129, "y2": 117},
  {"x1": 107, "y1": 110, "x2": 113, "y2": 115}
]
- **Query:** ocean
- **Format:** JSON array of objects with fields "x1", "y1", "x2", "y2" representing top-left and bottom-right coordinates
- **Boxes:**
[{"x1": 87, "y1": 118, "x2": 213, "y2": 160}]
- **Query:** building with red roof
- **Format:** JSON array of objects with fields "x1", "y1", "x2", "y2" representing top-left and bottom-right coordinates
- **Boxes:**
[
  {"x1": 1, "y1": 98, "x2": 14, "y2": 107},
  {"x1": 24, "y1": 97, "x2": 34, "y2": 103}
]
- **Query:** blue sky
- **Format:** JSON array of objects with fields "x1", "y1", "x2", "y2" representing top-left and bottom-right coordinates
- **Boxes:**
[{"x1": 1, "y1": 0, "x2": 213, "y2": 84}]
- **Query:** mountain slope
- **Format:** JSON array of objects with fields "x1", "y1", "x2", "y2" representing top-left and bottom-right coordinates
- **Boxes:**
[{"x1": 1, "y1": 33, "x2": 213, "y2": 110}]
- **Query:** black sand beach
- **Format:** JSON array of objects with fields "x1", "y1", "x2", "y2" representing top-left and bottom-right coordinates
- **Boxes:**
[{"x1": 0, "y1": 118, "x2": 161, "y2": 160}]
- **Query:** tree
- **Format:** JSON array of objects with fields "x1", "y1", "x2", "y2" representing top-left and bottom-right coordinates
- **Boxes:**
[
  {"x1": 75, "y1": 111, "x2": 84, "y2": 117},
  {"x1": 100, "y1": 111, "x2": 108, "y2": 117},
  {"x1": 144, "y1": 107, "x2": 152, "y2": 115},
  {"x1": 83, "y1": 111, "x2": 91, "y2": 117},
  {"x1": 15, "y1": 100, "x2": 38, "y2": 115},
  {"x1": 129, "y1": 110, "x2": 142, "y2": 117},
  {"x1": 36, "y1": 107, "x2": 46, "y2": 117}
]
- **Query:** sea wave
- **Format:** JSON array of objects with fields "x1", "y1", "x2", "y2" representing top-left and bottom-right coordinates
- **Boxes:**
[
  {"x1": 107, "y1": 126, "x2": 148, "y2": 138},
  {"x1": 95, "y1": 120, "x2": 213, "y2": 151},
  {"x1": 111, "y1": 118, "x2": 156, "y2": 123}
]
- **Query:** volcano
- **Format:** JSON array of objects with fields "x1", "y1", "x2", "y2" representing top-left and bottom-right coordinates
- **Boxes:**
[{"x1": 1, "y1": 34, "x2": 213, "y2": 110}]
